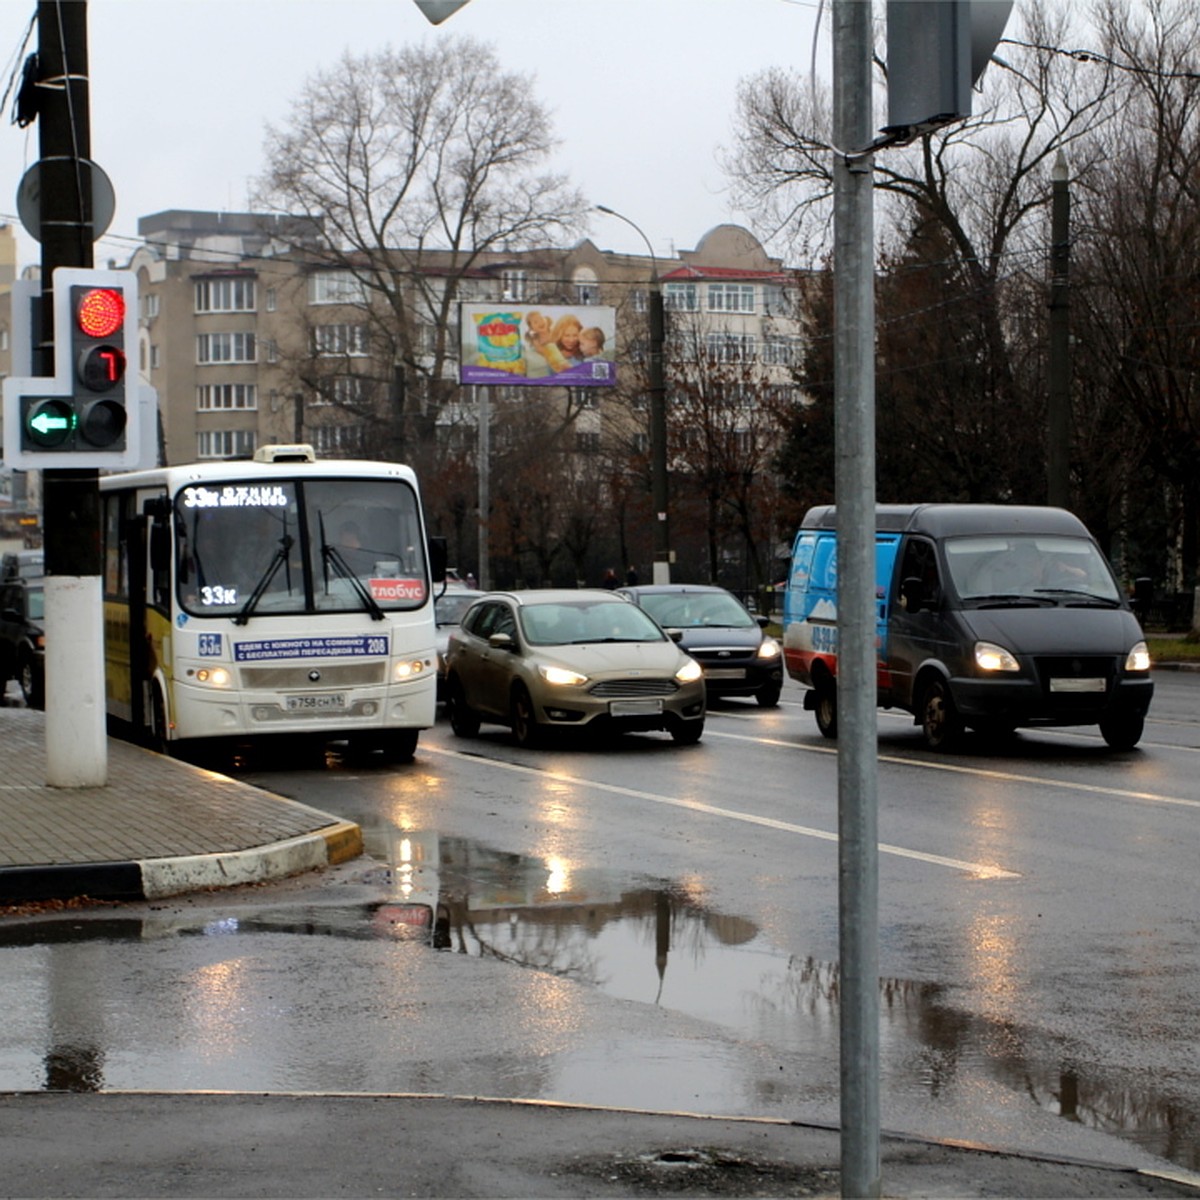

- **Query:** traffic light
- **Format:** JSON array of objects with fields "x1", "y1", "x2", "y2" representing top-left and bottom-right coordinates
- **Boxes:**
[{"x1": 2, "y1": 267, "x2": 141, "y2": 469}]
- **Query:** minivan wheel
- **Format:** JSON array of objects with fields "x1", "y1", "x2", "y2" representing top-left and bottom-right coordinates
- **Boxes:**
[
  {"x1": 510, "y1": 683, "x2": 542, "y2": 748},
  {"x1": 1099, "y1": 711, "x2": 1144, "y2": 751},
  {"x1": 921, "y1": 678, "x2": 963, "y2": 751},
  {"x1": 756, "y1": 682, "x2": 782, "y2": 709},
  {"x1": 814, "y1": 679, "x2": 837, "y2": 739}
]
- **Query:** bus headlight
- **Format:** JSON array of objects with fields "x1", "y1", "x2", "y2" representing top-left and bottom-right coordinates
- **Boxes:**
[
  {"x1": 194, "y1": 666, "x2": 232, "y2": 687},
  {"x1": 392, "y1": 659, "x2": 428, "y2": 682},
  {"x1": 974, "y1": 641, "x2": 1020, "y2": 672},
  {"x1": 1124, "y1": 641, "x2": 1151, "y2": 672}
]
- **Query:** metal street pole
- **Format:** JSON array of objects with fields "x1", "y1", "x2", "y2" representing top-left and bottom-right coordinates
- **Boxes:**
[
  {"x1": 1047, "y1": 151, "x2": 1071, "y2": 510},
  {"x1": 833, "y1": 1, "x2": 880, "y2": 1195},
  {"x1": 37, "y1": 0, "x2": 107, "y2": 786},
  {"x1": 596, "y1": 205, "x2": 671, "y2": 583}
]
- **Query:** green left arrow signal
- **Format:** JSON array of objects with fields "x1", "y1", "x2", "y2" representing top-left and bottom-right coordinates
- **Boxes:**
[{"x1": 21, "y1": 397, "x2": 76, "y2": 448}]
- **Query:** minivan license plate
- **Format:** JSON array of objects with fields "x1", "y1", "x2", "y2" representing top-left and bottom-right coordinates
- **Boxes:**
[
  {"x1": 286, "y1": 693, "x2": 348, "y2": 712},
  {"x1": 609, "y1": 699, "x2": 663, "y2": 717},
  {"x1": 1049, "y1": 678, "x2": 1105, "y2": 693}
]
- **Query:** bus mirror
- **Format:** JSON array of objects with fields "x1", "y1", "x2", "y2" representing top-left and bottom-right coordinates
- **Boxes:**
[
  {"x1": 149, "y1": 521, "x2": 171, "y2": 573},
  {"x1": 428, "y1": 536, "x2": 448, "y2": 584},
  {"x1": 901, "y1": 575, "x2": 925, "y2": 613}
]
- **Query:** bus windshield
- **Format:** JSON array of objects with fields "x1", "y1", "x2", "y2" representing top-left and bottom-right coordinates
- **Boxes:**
[{"x1": 174, "y1": 477, "x2": 428, "y2": 618}]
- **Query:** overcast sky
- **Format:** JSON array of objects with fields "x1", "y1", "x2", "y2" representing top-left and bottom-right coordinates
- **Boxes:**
[{"x1": 0, "y1": 0, "x2": 825, "y2": 273}]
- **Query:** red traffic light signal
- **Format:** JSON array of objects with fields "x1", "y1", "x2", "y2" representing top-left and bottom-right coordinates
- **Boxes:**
[{"x1": 75, "y1": 287, "x2": 126, "y2": 339}]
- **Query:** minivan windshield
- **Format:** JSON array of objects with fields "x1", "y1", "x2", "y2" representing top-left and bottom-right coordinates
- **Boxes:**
[{"x1": 945, "y1": 535, "x2": 1122, "y2": 605}]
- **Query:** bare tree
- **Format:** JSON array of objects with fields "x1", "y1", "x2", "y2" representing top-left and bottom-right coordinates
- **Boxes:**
[{"x1": 254, "y1": 37, "x2": 587, "y2": 468}]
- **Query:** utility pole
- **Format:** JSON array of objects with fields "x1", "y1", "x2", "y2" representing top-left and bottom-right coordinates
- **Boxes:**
[
  {"x1": 833, "y1": 1, "x2": 880, "y2": 1195},
  {"x1": 37, "y1": 0, "x2": 107, "y2": 786},
  {"x1": 1047, "y1": 151, "x2": 1071, "y2": 509}
]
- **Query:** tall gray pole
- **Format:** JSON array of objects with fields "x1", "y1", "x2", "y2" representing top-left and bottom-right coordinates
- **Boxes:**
[
  {"x1": 1047, "y1": 150, "x2": 1071, "y2": 510},
  {"x1": 833, "y1": 1, "x2": 880, "y2": 1195},
  {"x1": 595, "y1": 205, "x2": 671, "y2": 583},
  {"x1": 477, "y1": 389, "x2": 490, "y2": 590}
]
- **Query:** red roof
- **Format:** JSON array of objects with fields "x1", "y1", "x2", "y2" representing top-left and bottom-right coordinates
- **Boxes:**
[{"x1": 660, "y1": 265, "x2": 789, "y2": 282}]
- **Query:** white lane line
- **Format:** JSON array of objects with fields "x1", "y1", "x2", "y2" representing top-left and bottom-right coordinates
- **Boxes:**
[
  {"x1": 421, "y1": 743, "x2": 1018, "y2": 880},
  {"x1": 704, "y1": 725, "x2": 1200, "y2": 811}
]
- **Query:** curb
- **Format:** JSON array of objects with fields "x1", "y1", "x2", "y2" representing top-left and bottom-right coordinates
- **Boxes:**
[{"x1": 0, "y1": 821, "x2": 363, "y2": 905}]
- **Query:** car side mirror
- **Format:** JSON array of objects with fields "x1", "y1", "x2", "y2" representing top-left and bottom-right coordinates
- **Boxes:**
[
  {"x1": 488, "y1": 631, "x2": 515, "y2": 651},
  {"x1": 667, "y1": 629, "x2": 683, "y2": 643},
  {"x1": 756, "y1": 614, "x2": 770, "y2": 629},
  {"x1": 901, "y1": 575, "x2": 925, "y2": 613}
]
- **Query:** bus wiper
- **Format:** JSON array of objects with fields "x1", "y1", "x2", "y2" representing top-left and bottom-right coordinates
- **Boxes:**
[
  {"x1": 318, "y1": 515, "x2": 385, "y2": 621},
  {"x1": 234, "y1": 536, "x2": 294, "y2": 625}
]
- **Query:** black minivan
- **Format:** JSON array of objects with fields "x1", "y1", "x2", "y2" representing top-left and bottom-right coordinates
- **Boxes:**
[{"x1": 782, "y1": 504, "x2": 1153, "y2": 750}]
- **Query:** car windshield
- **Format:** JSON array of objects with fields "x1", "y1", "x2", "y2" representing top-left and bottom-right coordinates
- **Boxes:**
[
  {"x1": 435, "y1": 592, "x2": 478, "y2": 626},
  {"x1": 637, "y1": 591, "x2": 755, "y2": 629},
  {"x1": 519, "y1": 600, "x2": 666, "y2": 646},
  {"x1": 26, "y1": 587, "x2": 44, "y2": 621},
  {"x1": 945, "y1": 535, "x2": 1122, "y2": 604}
]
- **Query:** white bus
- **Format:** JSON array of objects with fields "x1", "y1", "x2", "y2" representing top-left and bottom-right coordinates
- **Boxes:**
[{"x1": 99, "y1": 445, "x2": 446, "y2": 763}]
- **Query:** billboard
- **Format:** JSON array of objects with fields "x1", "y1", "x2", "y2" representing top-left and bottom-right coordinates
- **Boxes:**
[{"x1": 459, "y1": 303, "x2": 617, "y2": 388}]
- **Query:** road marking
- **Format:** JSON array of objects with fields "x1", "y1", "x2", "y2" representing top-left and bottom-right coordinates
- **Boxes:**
[
  {"x1": 704, "y1": 723, "x2": 1200, "y2": 811},
  {"x1": 422, "y1": 743, "x2": 1018, "y2": 880}
]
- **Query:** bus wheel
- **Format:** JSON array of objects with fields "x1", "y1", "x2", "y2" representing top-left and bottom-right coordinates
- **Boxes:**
[
  {"x1": 382, "y1": 729, "x2": 419, "y2": 763},
  {"x1": 149, "y1": 685, "x2": 171, "y2": 755},
  {"x1": 921, "y1": 678, "x2": 963, "y2": 751},
  {"x1": 814, "y1": 677, "x2": 837, "y2": 739}
]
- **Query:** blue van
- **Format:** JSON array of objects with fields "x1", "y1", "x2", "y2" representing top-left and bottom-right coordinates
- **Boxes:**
[{"x1": 782, "y1": 504, "x2": 1154, "y2": 750}]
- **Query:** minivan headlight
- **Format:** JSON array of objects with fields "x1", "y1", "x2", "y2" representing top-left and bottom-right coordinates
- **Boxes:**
[
  {"x1": 676, "y1": 658, "x2": 703, "y2": 684},
  {"x1": 757, "y1": 636, "x2": 782, "y2": 659},
  {"x1": 1124, "y1": 641, "x2": 1151, "y2": 672},
  {"x1": 974, "y1": 641, "x2": 1020, "y2": 672}
]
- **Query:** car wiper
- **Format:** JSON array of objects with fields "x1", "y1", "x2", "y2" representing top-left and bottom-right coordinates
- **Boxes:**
[
  {"x1": 234, "y1": 536, "x2": 294, "y2": 625},
  {"x1": 1033, "y1": 588, "x2": 1122, "y2": 607}
]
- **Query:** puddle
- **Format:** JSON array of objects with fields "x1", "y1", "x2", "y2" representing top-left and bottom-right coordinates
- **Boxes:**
[{"x1": 2, "y1": 828, "x2": 1199, "y2": 1170}]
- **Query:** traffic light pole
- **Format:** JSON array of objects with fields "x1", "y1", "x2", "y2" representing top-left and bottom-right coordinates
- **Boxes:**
[{"x1": 37, "y1": 0, "x2": 108, "y2": 786}]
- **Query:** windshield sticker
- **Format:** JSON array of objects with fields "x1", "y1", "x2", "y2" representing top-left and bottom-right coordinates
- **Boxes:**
[
  {"x1": 181, "y1": 484, "x2": 290, "y2": 509},
  {"x1": 234, "y1": 635, "x2": 389, "y2": 662},
  {"x1": 368, "y1": 577, "x2": 426, "y2": 603}
]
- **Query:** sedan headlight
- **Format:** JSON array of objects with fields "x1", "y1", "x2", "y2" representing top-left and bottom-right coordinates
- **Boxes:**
[
  {"x1": 539, "y1": 664, "x2": 588, "y2": 686},
  {"x1": 675, "y1": 658, "x2": 703, "y2": 684},
  {"x1": 974, "y1": 641, "x2": 1020, "y2": 672},
  {"x1": 756, "y1": 636, "x2": 782, "y2": 659},
  {"x1": 1124, "y1": 641, "x2": 1151, "y2": 672}
]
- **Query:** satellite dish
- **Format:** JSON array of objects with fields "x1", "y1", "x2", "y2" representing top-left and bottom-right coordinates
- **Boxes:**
[{"x1": 16, "y1": 159, "x2": 116, "y2": 243}]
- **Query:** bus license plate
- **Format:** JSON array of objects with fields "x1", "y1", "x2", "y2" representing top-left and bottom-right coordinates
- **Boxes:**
[
  {"x1": 609, "y1": 699, "x2": 663, "y2": 717},
  {"x1": 286, "y1": 693, "x2": 348, "y2": 712}
]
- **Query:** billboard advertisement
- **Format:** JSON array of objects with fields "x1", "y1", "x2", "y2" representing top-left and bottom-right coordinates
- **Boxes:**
[{"x1": 459, "y1": 303, "x2": 617, "y2": 388}]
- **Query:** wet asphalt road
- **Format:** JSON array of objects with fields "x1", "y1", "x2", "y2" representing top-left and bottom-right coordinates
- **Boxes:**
[{"x1": 1, "y1": 672, "x2": 1198, "y2": 1181}]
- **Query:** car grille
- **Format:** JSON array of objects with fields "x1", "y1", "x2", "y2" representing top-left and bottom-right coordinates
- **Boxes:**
[
  {"x1": 589, "y1": 678, "x2": 679, "y2": 698},
  {"x1": 689, "y1": 647, "x2": 754, "y2": 664},
  {"x1": 1034, "y1": 655, "x2": 1117, "y2": 705}
]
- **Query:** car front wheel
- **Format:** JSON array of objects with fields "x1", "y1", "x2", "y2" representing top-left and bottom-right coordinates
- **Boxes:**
[
  {"x1": 509, "y1": 683, "x2": 542, "y2": 748},
  {"x1": 18, "y1": 653, "x2": 44, "y2": 710},
  {"x1": 669, "y1": 716, "x2": 704, "y2": 745},
  {"x1": 920, "y1": 678, "x2": 963, "y2": 751},
  {"x1": 447, "y1": 677, "x2": 481, "y2": 738}
]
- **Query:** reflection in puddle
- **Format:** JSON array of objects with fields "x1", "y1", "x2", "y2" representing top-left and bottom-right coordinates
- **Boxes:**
[{"x1": 2, "y1": 828, "x2": 1199, "y2": 1171}]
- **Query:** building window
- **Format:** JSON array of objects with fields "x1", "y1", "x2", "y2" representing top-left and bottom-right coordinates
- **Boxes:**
[
  {"x1": 150, "y1": 345, "x2": 161, "y2": 369},
  {"x1": 312, "y1": 323, "x2": 369, "y2": 357},
  {"x1": 664, "y1": 283, "x2": 698, "y2": 312},
  {"x1": 761, "y1": 336, "x2": 799, "y2": 366},
  {"x1": 632, "y1": 432, "x2": 649, "y2": 454},
  {"x1": 266, "y1": 288, "x2": 277, "y2": 312},
  {"x1": 140, "y1": 294, "x2": 159, "y2": 320},
  {"x1": 197, "y1": 332, "x2": 256, "y2": 364},
  {"x1": 500, "y1": 269, "x2": 527, "y2": 301},
  {"x1": 194, "y1": 277, "x2": 256, "y2": 313},
  {"x1": 762, "y1": 283, "x2": 788, "y2": 316},
  {"x1": 707, "y1": 283, "x2": 755, "y2": 313},
  {"x1": 573, "y1": 267, "x2": 599, "y2": 306},
  {"x1": 576, "y1": 431, "x2": 601, "y2": 454},
  {"x1": 312, "y1": 375, "x2": 373, "y2": 407},
  {"x1": 265, "y1": 339, "x2": 278, "y2": 364},
  {"x1": 309, "y1": 270, "x2": 367, "y2": 305},
  {"x1": 197, "y1": 429, "x2": 257, "y2": 459},
  {"x1": 705, "y1": 332, "x2": 756, "y2": 363},
  {"x1": 197, "y1": 384, "x2": 258, "y2": 411},
  {"x1": 310, "y1": 424, "x2": 367, "y2": 456},
  {"x1": 631, "y1": 289, "x2": 648, "y2": 314}
]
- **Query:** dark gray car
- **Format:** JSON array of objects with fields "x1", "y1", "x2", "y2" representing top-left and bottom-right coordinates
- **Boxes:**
[
  {"x1": 0, "y1": 579, "x2": 45, "y2": 708},
  {"x1": 617, "y1": 583, "x2": 783, "y2": 707}
]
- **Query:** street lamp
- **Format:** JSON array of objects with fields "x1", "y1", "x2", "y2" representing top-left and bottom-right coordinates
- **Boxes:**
[{"x1": 595, "y1": 205, "x2": 671, "y2": 584}]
